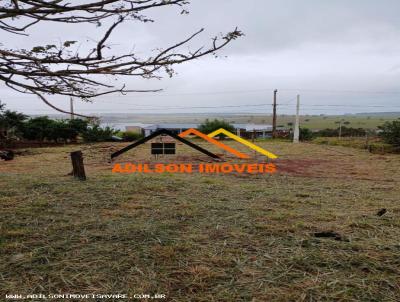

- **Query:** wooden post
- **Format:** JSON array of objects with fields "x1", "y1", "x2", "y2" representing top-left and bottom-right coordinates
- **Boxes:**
[
  {"x1": 272, "y1": 89, "x2": 277, "y2": 138},
  {"x1": 70, "y1": 151, "x2": 86, "y2": 180},
  {"x1": 293, "y1": 94, "x2": 300, "y2": 143}
]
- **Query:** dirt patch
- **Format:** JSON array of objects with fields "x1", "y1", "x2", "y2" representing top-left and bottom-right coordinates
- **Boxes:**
[
  {"x1": 275, "y1": 158, "x2": 329, "y2": 176},
  {"x1": 275, "y1": 157, "x2": 393, "y2": 182}
]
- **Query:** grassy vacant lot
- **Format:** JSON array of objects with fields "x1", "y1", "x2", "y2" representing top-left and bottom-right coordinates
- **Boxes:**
[
  {"x1": 1, "y1": 140, "x2": 400, "y2": 301},
  {"x1": 224, "y1": 114, "x2": 400, "y2": 130},
  {"x1": 276, "y1": 115, "x2": 400, "y2": 130}
]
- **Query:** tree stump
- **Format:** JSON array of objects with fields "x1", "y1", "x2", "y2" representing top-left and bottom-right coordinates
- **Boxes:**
[{"x1": 70, "y1": 151, "x2": 86, "y2": 180}]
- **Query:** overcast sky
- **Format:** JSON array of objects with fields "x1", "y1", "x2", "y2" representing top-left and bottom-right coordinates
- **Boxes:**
[{"x1": 2, "y1": 0, "x2": 400, "y2": 115}]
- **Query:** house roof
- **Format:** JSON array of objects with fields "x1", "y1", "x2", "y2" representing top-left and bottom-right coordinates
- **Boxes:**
[
  {"x1": 243, "y1": 124, "x2": 273, "y2": 131},
  {"x1": 111, "y1": 128, "x2": 219, "y2": 159}
]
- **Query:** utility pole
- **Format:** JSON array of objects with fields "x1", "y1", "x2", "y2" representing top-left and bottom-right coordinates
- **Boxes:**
[
  {"x1": 70, "y1": 97, "x2": 75, "y2": 120},
  {"x1": 293, "y1": 94, "x2": 300, "y2": 143},
  {"x1": 272, "y1": 89, "x2": 277, "y2": 138}
]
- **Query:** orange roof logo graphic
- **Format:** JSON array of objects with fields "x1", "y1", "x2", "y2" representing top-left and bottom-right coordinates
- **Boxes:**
[
  {"x1": 179, "y1": 128, "x2": 250, "y2": 159},
  {"x1": 179, "y1": 128, "x2": 278, "y2": 159}
]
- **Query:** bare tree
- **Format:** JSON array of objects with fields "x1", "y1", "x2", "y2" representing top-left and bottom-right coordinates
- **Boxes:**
[{"x1": 0, "y1": 1, "x2": 242, "y2": 117}]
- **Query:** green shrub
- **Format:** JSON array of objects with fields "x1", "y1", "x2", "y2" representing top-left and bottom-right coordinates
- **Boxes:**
[
  {"x1": 119, "y1": 131, "x2": 143, "y2": 141},
  {"x1": 378, "y1": 121, "x2": 400, "y2": 147},
  {"x1": 289, "y1": 127, "x2": 313, "y2": 141},
  {"x1": 47, "y1": 120, "x2": 77, "y2": 142},
  {"x1": 82, "y1": 125, "x2": 117, "y2": 142},
  {"x1": 315, "y1": 127, "x2": 366, "y2": 137},
  {"x1": 198, "y1": 119, "x2": 235, "y2": 135},
  {"x1": 21, "y1": 117, "x2": 89, "y2": 142},
  {"x1": 22, "y1": 116, "x2": 56, "y2": 141},
  {"x1": 68, "y1": 119, "x2": 89, "y2": 134},
  {"x1": 316, "y1": 128, "x2": 338, "y2": 137},
  {"x1": 0, "y1": 105, "x2": 28, "y2": 140},
  {"x1": 299, "y1": 127, "x2": 313, "y2": 141},
  {"x1": 1, "y1": 103, "x2": 96, "y2": 143}
]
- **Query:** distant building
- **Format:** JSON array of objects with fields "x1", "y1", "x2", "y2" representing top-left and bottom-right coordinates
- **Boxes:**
[
  {"x1": 136, "y1": 123, "x2": 280, "y2": 138},
  {"x1": 234, "y1": 124, "x2": 273, "y2": 139}
]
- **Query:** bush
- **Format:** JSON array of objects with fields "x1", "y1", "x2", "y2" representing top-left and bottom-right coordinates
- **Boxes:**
[
  {"x1": 21, "y1": 116, "x2": 56, "y2": 141},
  {"x1": 0, "y1": 106, "x2": 28, "y2": 140},
  {"x1": 119, "y1": 131, "x2": 143, "y2": 141},
  {"x1": 21, "y1": 116, "x2": 117, "y2": 143},
  {"x1": 82, "y1": 125, "x2": 117, "y2": 142},
  {"x1": 21, "y1": 117, "x2": 86, "y2": 142},
  {"x1": 341, "y1": 127, "x2": 366, "y2": 137},
  {"x1": 315, "y1": 127, "x2": 366, "y2": 137},
  {"x1": 299, "y1": 128, "x2": 313, "y2": 141},
  {"x1": 198, "y1": 119, "x2": 235, "y2": 134},
  {"x1": 1, "y1": 103, "x2": 114, "y2": 143},
  {"x1": 378, "y1": 121, "x2": 400, "y2": 147},
  {"x1": 47, "y1": 120, "x2": 77, "y2": 142},
  {"x1": 0, "y1": 110, "x2": 28, "y2": 130},
  {"x1": 68, "y1": 119, "x2": 89, "y2": 135}
]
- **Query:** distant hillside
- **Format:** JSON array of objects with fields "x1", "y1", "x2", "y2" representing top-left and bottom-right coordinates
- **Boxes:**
[
  {"x1": 355, "y1": 112, "x2": 400, "y2": 116},
  {"x1": 30, "y1": 112, "x2": 400, "y2": 130}
]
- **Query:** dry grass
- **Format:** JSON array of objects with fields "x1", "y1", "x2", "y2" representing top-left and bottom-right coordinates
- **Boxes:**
[{"x1": 1, "y1": 140, "x2": 400, "y2": 301}]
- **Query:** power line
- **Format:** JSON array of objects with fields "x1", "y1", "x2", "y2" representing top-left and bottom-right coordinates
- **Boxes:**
[
  {"x1": 6, "y1": 102, "x2": 400, "y2": 112},
  {"x1": 88, "y1": 103, "x2": 400, "y2": 110},
  {"x1": 95, "y1": 88, "x2": 400, "y2": 97},
  {"x1": 6, "y1": 96, "x2": 400, "y2": 109},
  {"x1": 6, "y1": 87, "x2": 399, "y2": 100},
  {"x1": 277, "y1": 104, "x2": 400, "y2": 108}
]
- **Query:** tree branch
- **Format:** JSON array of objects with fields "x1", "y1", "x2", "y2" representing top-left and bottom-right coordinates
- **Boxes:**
[{"x1": 0, "y1": 0, "x2": 242, "y2": 116}]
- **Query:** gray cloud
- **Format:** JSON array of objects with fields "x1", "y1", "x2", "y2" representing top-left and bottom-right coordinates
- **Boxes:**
[{"x1": 2, "y1": 0, "x2": 400, "y2": 115}]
